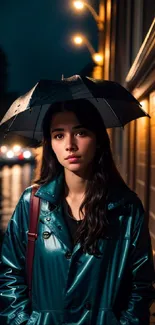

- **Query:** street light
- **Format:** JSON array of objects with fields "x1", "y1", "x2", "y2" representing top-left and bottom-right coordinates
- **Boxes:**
[
  {"x1": 74, "y1": 36, "x2": 83, "y2": 45},
  {"x1": 73, "y1": 1, "x2": 104, "y2": 31},
  {"x1": 73, "y1": 34, "x2": 103, "y2": 66},
  {"x1": 73, "y1": 1, "x2": 84, "y2": 9}
]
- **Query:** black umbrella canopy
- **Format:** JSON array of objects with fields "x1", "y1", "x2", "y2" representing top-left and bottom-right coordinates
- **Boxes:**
[
  {"x1": 0, "y1": 75, "x2": 149, "y2": 144},
  {"x1": 29, "y1": 76, "x2": 141, "y2": 107}
]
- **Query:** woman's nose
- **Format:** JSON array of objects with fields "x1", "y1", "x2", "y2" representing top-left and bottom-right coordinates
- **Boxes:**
[{"x1": 65, "y1": 135, "x2": 77, "y2": 151}]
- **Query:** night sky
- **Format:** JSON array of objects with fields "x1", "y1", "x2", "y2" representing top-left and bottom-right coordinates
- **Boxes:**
[{"x1": 0, "y1": 0, "x2": 98, "y2": 95}]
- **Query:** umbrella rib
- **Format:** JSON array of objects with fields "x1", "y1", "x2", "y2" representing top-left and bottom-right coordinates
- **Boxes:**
[
  {"x1": 32, "y1": 105, "x2": 43, "y2": 140},
  {"x1": 4, "y1": 114, "x2": 19, "y2": 138},
  {"x1": 101, "y1": 98, "x2": 124, "y2": 127}
]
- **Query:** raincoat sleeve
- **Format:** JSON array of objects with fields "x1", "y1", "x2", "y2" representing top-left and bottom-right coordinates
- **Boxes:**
[
  {"x1": 0, "y1": 189, "x2": 31, "y2": 325},
  {"x1": 120, "y1": 198, "x2": 155, "y2": 325}
]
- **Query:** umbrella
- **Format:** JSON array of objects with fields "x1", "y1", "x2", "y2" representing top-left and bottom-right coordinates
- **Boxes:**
[{"x1": 0, "y1": 75, "x2": 149, "y2": 144}]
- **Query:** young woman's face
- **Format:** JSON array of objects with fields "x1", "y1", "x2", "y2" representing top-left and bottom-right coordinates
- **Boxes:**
[{"x1": 51, "y1": 111, "x2": 97, "y2": 174}]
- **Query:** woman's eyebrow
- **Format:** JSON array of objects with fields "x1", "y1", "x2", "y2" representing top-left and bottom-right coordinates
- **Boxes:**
[
  {"x1": 51, "y1": 125, "x2": 84, "y2": 133},
  {"x1": 73, "y1": 125, "x2": 84, "y2": 130},
  {"x1": 51, "y1": 128, "x2": 64, "y2": 133}
]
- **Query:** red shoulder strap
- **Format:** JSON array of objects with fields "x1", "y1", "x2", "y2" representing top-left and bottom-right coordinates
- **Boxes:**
[{"x1": 26, "y1": 186, "x2": 40, "y2": 298}]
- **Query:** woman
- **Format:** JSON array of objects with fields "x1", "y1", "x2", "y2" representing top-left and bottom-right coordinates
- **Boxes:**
[{"x1": 0, "y1": 99, "x2": 154, "y2": 325}]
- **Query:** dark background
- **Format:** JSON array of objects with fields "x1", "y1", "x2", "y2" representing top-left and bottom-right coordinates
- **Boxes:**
[{"x1": 0, "y1": 0, "x2": 98, "y2": 96}]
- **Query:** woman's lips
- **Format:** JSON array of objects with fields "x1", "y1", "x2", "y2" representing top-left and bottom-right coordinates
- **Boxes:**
[
  {"x1": 65, "y1": 156, "x2": 81, "y2": 162},
  {"x1": 67, "y1": 157, "x2": 80, "y2": 162}
]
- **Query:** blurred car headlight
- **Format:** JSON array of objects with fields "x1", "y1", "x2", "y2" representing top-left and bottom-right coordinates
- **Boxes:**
[
  {"x1": 23, "y1": 150, "x2": 32, "y2": 159},
  {"x1": 13, "y1": 144, "x2": 21, "y2": 153},
  {"x1": 0, "y1": 145, "x2": 8, "y2": 154},
  {"x1": 6, "y1": 150, "x2": 14, "y2": 159}
]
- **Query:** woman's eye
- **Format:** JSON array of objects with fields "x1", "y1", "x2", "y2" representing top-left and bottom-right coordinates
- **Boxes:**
[
  {"x1": 76, "y1": 131, "x2": 86, "y2": 137},
  {"x1": 54, "y1": 134, "x2": 63, "y2": 139}
]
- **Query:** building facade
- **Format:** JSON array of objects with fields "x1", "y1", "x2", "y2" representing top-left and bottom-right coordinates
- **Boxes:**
[{"x1": 97, "y1": 0, "x2": 155, "y2": 321}]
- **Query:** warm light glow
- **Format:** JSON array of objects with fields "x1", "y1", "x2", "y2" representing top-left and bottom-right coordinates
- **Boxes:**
[
  {"x1": 138, "y1": 99, "x2": 149, "y2": 127},
  {"x1": 93, "y1": 53, "x2": 103, "y2": 65},
  {"x1": 150, "y1": 91, "x2": 155, "y2": 117},
  {"x1": 140, "y1": 100, "x2": 149, "y2": 114},
  {"x1": 23, "y1": 150, "x2": 32, "y2": 159},
  {"x1": 150, "y1": 92, "x2": 155, "y2": 107},
  {"x1": 0, "y1": 145, "x2": 8, "y2": 153},
  {"x1": 92, "y1": 66, "x2": 103, "y2": 79},
  {"x1": 107, "y1": 0, "x2": 111, "y2": 21},
  {"x1": 12, "y1": 144, "x2": 21, "y2": 153},
  {"x1": 73, "y1": 1, "x2": 84, "y2": 10},
  {"x1": 73, "y1": 35, "x2": 83, "y2": 45},
  {"x1": 6, "y1": 150, "x2": 14, "y2": 159}
]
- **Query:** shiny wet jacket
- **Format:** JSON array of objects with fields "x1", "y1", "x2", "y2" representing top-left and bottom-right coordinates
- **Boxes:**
[{"x1": 0, "y1": 174, "x2": 155, "y2": 325}]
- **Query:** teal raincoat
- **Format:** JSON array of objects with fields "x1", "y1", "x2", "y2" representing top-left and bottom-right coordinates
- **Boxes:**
[{"x1": 0, "y1": 174, "x2": 155, "y2": 325}]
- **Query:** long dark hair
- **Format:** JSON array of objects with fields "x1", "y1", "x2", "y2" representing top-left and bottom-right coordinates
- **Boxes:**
[{"x1": 37, "y1": 99, "x2": 125, "y2": 255}]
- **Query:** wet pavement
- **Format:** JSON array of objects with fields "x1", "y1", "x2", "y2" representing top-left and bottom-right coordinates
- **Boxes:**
[{"x1": 0, "y1": 163, "x2": 34, "y2": 249}]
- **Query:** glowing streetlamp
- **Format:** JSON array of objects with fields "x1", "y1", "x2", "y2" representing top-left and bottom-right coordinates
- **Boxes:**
[
  {"x1": 73, "y1": 34, "x2": 103, "y2": 66},
  {"x1": 73, "y1": 1, "x2": 104, "y2": 31},
  {"x1": 92, "y1": 53, "x2": 103, "y2": 65},
  {"x1": 74, "y1": 35, "x2": 83, "y2": 45},
  {"x1": 73, "y1": 1, "x2": 84, "y2": 10}
]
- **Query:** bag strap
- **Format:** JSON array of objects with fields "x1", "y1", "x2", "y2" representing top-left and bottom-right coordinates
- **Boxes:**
[{"x1": 27, "y1": 186, "x2": 40, "y2": 298}]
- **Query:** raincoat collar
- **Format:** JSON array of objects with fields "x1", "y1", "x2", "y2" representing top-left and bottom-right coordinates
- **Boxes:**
[
  {"x1": 35, "y1": 173, "x2": 134, "y2": 211},
  {"x1": 35, "y1": 173, "x2": 64, "y2": 205},
  {"x1": 36, "y1": 173, "x2": 135, "y2": 252}
]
